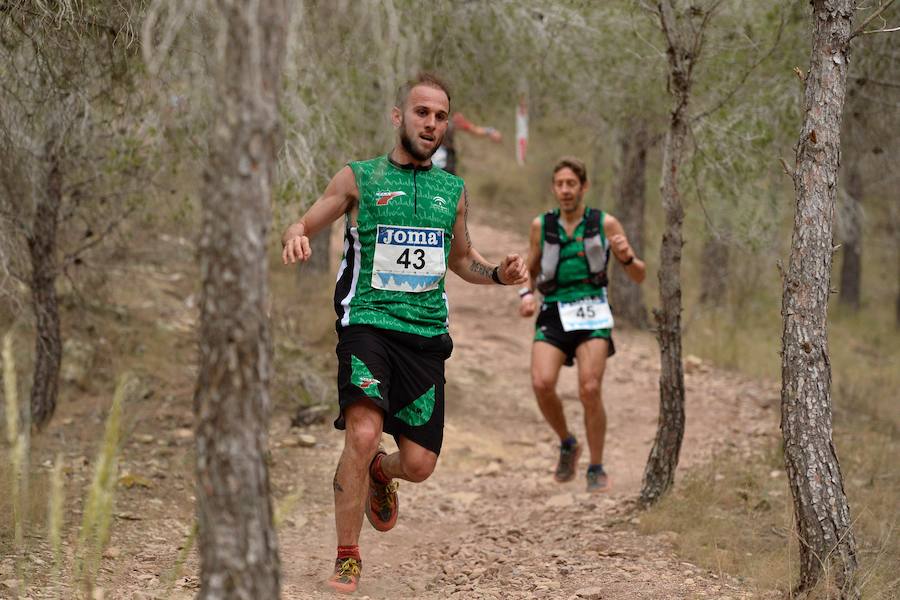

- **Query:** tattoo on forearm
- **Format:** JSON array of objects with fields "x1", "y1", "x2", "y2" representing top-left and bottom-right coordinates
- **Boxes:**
[
  {"x1": 463, "y1": 187, "x2": 472, "y2": 249},
  {"x1": 469, "y1": 260, "x2": 492, "y2": 279}
]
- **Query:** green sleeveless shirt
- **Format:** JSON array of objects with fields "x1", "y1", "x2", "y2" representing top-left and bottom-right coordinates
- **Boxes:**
[
  {"x1": 334, "y1": 155, "x2": 464, "y2": 337},
  {"x1": 540, "y1": 207, "x2": 610, "y2": 304}
]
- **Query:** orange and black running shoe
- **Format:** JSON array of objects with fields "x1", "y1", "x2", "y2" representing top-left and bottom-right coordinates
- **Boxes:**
[
  {"x1": 365, "y1": 449, "x2": 399, "y2": 532},
  {"x1": 327, "y1": 556, "x2": 362, "y2": 594}
]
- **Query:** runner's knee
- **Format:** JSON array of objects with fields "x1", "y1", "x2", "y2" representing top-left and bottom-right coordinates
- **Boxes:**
[
  {"x1": 345, "y1": 419, "x2": 382, "y2": 457},
  {"x1": 578, "y1": 377, "x2": 602, "y2": 400},
  {"x1": 532, "y1": 374, "x2": 556, "y2": 397},
  {"x1": 401, "y1": 451, "x2": 437, "y2": 482}
]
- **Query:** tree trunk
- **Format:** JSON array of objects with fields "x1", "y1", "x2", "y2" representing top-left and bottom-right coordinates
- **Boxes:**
[
  {"x1": 699, "y1": 230, "x2": 729, "y2": 307},
  {"x1": 640, "y1": 0, "x2": 691, "y2": 506},
  {"x1": 194, "y1": 1, "x2": 287, "y2": 598},
  {"x1": 781, "y1": 1, "x2": 858, "y2": 597},
  {"x1": 610, "y1": 118, "x2": 649, "y2": 328},
  {"x1": 838, "y1": 162, "x2": 862, "y2": 310},
  {"x1": 27, "y1": 153, "x2": 62, "y2": 429}
]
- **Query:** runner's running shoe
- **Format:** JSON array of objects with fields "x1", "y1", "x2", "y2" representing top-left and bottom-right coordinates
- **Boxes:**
[
  {"x1": 586, "y1": 467, "x2": 610, "y2": 493},
  {"x1": 554, "y1": 440, "x2": 582, "y2": 482},
  {"x1": 365, "y1": 448, "x2": 399, "y2": 531},
  {"x1": 327, "y1": 557, "x2": 362, "y2": 594}
]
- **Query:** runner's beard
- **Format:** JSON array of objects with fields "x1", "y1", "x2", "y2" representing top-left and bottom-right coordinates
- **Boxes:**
[
  {"x1": 560, "y1": 195, "x2": 584, "y2": 214},
  {"x1": 400, "y1": 120, "x2": 442, "y2": 162}
]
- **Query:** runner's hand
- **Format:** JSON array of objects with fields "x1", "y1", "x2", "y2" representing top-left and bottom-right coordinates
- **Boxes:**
[
  {"x1": 499, "y1": 254, "x2": 528, "y2": 285},
  {"x1": 282, "y1": 235, "x2": 312, "y2": 264},
  {"x1": 609, "y1": 234, "x2": 634, "y2": 263},
  {"x1": 520, "y1": 294, "x2": 537, "y2": 317}
]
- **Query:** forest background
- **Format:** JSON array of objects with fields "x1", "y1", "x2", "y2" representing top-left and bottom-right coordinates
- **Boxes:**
[{"x1": 0, "y1": 0, "x2": 897, "y2": 598}]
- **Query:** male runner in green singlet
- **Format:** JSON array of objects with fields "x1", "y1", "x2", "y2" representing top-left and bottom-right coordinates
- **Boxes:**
[
  {"x1": 281, "y1": 72, "x2": 527, "y2": 594},
  {"x1": 519, "y1": 157, "x2": 645, "y2": 493}
]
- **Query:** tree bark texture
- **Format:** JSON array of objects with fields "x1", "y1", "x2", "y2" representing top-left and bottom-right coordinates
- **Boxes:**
[
  {"x1": 640, "y1": 0, "x2": 690, "y2": 506},
  {"x1": 194, "y1": 1, "x2": 287, "y2": 598},
  {"x1": 699, "y1": 231, "x2": 729, "y2": 307},
  {"x1": 781, "y1": 1, "x2": 858, "y2": 596},
  {"x1": 837, "y1": 161, "x2": 862, "y2": 310},
  {"x1": 610, "y1": 119, "x2": 649, "y2": 328},
  {"x1": 27, "y1": 154, "x2": 62, "y2": 429}
]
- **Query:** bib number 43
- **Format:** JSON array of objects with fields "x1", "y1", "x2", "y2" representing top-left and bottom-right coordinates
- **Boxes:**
[
  {"x1": 396, "y1": 248, "x2": 426, "y2": 270},
  {"x1": 372, "y1": 224, "x2": 445, "y2": 293}
]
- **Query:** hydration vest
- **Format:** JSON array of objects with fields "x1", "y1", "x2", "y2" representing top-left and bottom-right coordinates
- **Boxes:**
[{"x1": 536, "y1": 208, "x2": 609, "y2": 295}]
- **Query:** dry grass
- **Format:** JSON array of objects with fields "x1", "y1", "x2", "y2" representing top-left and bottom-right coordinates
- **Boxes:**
[{"x1": 640, "y1": 218, "x2": 900, "y2": 598}]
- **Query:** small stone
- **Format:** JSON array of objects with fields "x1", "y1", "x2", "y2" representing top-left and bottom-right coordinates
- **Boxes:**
[
  {"x1": 769, "y1": 469, "x2": 782, "y2": 478},
  {"x1": 296, "y1": 434, "x2": 317, "y2": 447},
  {"x1": 684, "y1": 354, "x2": 703, "y2": 374},
  {"x1": 135, "y1": 434, "x2": 156, "y2": 444},
  {"x1": 545, "y1": 493, "x2": 574, "y2": 508},
  {"x1": 475, "y1": 462, "x2": 502, "y2": 477},
  {"x1": 448, "y1": 491, "x2": 480, "y2": 506},
  {"x1": 684, "y1": 578, "x2": 695, "y2": 585},
  {"x1": 175, "y1": 428, "x2": 193, "y2": 440},
  {"x1": 573, "y1": 587, "x2": 604, "y2": 599}
]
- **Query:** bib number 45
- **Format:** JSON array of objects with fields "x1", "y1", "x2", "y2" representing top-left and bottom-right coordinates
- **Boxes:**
[{"x1": 575, "y1": 305, "x2": 596, "y2": 319}]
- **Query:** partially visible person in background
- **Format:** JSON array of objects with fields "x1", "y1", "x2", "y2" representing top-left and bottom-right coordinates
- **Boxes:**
[{"x1": 432, "y1": 112, "x2": 502, "y2": 175}]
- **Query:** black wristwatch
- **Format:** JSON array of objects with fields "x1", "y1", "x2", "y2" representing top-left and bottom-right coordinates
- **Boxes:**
[
  {"x1": 621, "y1": 255, "x2": 635, "y2": 266},
  {"x1": 491, "y1": 266, "x2": 504, "y2": 284}
]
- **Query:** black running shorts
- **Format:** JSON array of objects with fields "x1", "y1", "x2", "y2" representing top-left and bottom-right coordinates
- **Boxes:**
[
  {"x1": 335, "y1": 325, "x2": 453, "y2": 455},
  {"x1": 534, "y1": 301, "x2": 615, "y2": 367}
]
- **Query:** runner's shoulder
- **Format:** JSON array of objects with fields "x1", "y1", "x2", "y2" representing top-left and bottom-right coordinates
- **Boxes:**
[
  {"x1": 431, "y1": 165, "x2": 464, "y2": 188},
  {"x1": 348, "y1": 154, "x2": 387, "y2": 173}
]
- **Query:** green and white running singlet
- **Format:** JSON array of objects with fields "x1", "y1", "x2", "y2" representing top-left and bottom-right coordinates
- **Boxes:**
[
  {"x1": 534, "y1": 207, "x2": 614, "y2": 364},
  {"x1": 540, "y1": 207, "x2": 610, "y2": 304},
  {"x1": 333, "y1": 155, "x2": 464, "y2": 337}
]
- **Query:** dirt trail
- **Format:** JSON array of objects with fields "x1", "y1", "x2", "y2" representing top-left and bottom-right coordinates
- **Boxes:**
[
  {"x1": 276, "y1": 222, "x2": 777, "y2": 599},
  {"x1": 11, "y1": 221, "x2": 778, "y2": 600}
]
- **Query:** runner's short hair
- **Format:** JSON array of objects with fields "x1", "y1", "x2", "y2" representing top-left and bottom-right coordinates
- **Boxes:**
[
  {"x1": 395, "y1": 72, "x2": 452, "y2": 110},
  {"x1": 553, "y1": 157, "x2": 587, "y2": 184}
]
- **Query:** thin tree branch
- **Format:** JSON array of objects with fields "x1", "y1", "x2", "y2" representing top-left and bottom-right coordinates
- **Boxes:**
[
  {"x1": 861, "y1": 24, "x2": 900, "y2": 33},
  {"x1": 849, "y1": 0, "x2": 897, "y2": 41},
  {"x1": 62, "y1": 205, "x2": 137, "y2": 267},
  {"x1": 693, "y1": 8, "x2": 787, "y2": 122}
]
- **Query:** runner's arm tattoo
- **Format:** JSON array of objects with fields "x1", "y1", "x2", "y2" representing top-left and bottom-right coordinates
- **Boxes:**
[{"x1": 468, "y1": 260, "x2": 493, "y2": 279}]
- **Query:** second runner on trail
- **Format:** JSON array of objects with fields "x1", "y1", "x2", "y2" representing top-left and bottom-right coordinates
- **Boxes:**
[{"x1": 518, "y1": 157, "x2": 646, "y2": 493}]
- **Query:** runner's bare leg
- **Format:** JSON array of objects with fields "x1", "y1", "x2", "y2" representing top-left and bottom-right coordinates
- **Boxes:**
[
  {"x1": 574, "y1": 338, "x2": 609, "y2": 465},
  {"x1": 380, "y1": 436, "x2": 438, "y2": 483},
  {"x1": 531, "y1": 342, "x2": 570, "y2": 440},
  {"x1": 334, "y1": 400, "x2": 384, "y2": 545}
]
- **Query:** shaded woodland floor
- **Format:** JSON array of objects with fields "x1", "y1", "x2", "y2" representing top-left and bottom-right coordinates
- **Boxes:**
[{"x1": 5, "y1": 221, "x2": 783, "y2": 599}]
